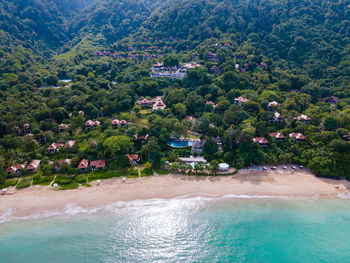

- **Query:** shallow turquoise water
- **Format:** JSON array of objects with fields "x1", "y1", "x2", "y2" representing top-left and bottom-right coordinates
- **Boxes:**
[
  {"x1": 167, "y1": 141, "x2": 193, "y2": 148},
  {"x1": 1, "y1": 197, "x2": 350, "y2": 263}
]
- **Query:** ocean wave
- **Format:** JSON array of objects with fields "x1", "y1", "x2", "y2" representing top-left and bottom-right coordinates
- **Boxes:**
[{"x1": 0, "y1": 194, "x2": 344, "y2": 224}]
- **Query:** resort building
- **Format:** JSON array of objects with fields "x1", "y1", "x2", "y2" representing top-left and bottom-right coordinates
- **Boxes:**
[
  {"x1": 112, "y1": 119, "x2": 120, "y2": 128},
  {"x1": 23, "y1": 123, "x2": 31, "y2": 135},
  {"x1": 126, "y1": 154, "x2": 140, "y2": 165},
  {"x1": 78, "y1": 159, "x2": 89, "y2": 172},
  {"x1": 152, "y1": 97, "x2": 167, "y2": 111},
  {"x1": 179, "y1": 156, "x2": 207, "y2": 164},
  {"x1": 184, "y1": 116, "x2": 196, "y2": 123},
  {"x1": 269, "y1": 132, "x2": 285, "y2": 142},
  {"x1": 210, "y1": 65, "x2": 222, "y2": 75},
  {"x1": 150, "y1": 61, "x2": 201, "y2": 79},
  {"x1": 57, "y1": 159, "x2": 71, "y2": 166},
  {"x1": 47, "y1": 143, "x2": 64, "y2": 153},
  {"x1": 85, "y1": 120, "x2": 101, "y2": 131},
  {"x1": 289, "y1": 132, "x2": 306, "y2": 142},
  {"x1": 6, "y1": 163, "x2": 26, "y2": 175},
  {"x1": 207, "y1": 52, "x2": 219, "y2": 62},
  {"x1": 79, "y1": 110, "x2": 85, "y2": 116},
  {"x1": 267, "y1": 101, "x2": 280, "y2": 111},
  {"x1": 252, "y1": 137, "x2": 269, "y2": 148},
  {"x1": 90, "y1": 160, "x2": 106, "y2": 171},
  {"x1": 212, "y1": 136, "x2": 223, "y2": 152},
  {"x1": 206, "y1": 100, "x2": 217, "y2": 108},
  {"x1": 269, "y1": 112, "x2": 284, "y2": 124},
  {"x1": 120, "y1": 120, "x2": 127, "y2": 126},
  {"x1": 234, "y1": 97, "x2": 249, "y2": 107},
  {"x1": 26, "y1": 160, "x2": 41, "y2": 172},
  {"x1": 295, "y1": 114, "x2": 311, "y2": 124}
]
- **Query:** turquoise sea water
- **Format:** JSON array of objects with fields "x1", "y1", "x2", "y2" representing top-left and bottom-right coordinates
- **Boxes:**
[
  {"x1": 1, "y1": 197, "x2": 350, "y2": 263},
  {"x1": 167, "y1": 141, "x2": 193, "y2": 148}
]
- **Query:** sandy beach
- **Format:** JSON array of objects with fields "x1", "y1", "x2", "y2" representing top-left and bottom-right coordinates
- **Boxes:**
[{"x1": 1, "y1": 169, "x2": 350, "y2": 218}]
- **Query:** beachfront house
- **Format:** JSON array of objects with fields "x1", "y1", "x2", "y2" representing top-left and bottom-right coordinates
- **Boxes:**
[
  {"x1": 234, "y1": 97, "x2": 249, "y2": 107},
  {"x1": 269, "y1": 112, "x2": 284, "y2": 124},
  {"x1": 6, "y1": 163, "x2": 26, "y2": 175},
  {"x1": 126, "y1": 154, "x2": 140, "y2": 165},
  {"x1": 26, "y1": 160, "x2": 41, "y2": 172},
  {"x1": 78, "y1": 159, "x2": 89, "y2": 172},
  {"x1": 289, "y1": 132, "x2": 306, "y2": 142},
  {"x1": 47, "y1": 143, "x2": 64, "y2": 154},
  {"x1": 90, "y1": 160, "x2": 106, "y2": 171},
  {"x1": 179, "y1": 156, "x2": 207, "y2": 164},
  {"x1": 252, "y1": 137, "x2": 269, "y2": 148},
  {"x1": 269, "y1": 132, "x2": 285, "y2": 142}
]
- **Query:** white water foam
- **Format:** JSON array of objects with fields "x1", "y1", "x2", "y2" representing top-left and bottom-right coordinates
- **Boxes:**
[{"x1": 0, "y1": 194, "x2": 341, "y2": 224}]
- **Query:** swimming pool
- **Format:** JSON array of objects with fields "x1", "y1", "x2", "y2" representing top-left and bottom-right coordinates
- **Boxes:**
[{"x1": 167, "y1": 141, "x2": 193, "y2": 148}]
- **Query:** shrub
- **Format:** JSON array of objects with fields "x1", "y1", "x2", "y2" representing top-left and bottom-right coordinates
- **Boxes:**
[
  {"x1": 75, "y1": 174, "x2": 87, "y2": 183},
  {"x1": 60, "y1": 182, "x2": 79, "y2": 190},
  {"x1": 88, "y1": 171, "x2": 124, "y2": 182},
  {"x1": 128, "y1": 169, "x2": 139, "y2": 176},
  {"x1": 16, "y1": 178, "x2": 32, "y2": 189},
  {"x1": 33, "y1": 175, "x2": 54, "y2": 185},
  {"x1": 0, "y1": 178, "x2": 19, "y2": 188}
]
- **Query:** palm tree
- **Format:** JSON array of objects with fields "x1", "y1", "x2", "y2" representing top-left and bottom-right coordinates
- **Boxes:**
[{"x1": 209, "y1": 160, "x2": 219, "y2": 176}]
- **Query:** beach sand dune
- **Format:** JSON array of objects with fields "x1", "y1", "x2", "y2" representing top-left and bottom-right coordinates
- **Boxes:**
[{"x1": 1, "y1": 170, "x2": 349, "y2": 217}]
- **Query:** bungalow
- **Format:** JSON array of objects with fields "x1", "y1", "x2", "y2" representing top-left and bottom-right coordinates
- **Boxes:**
[
  {"x1": 267, "y1": 101, "x2": 280, "y2": 111},
  {"x1": 85, "y1": 120, "x2": 94, "y2": 131},
  {"x1": 269, "y1": 132, "x2": 285, "y2": 142},
  {"x1": 126, "y1": 154, "x2": 140, "y2": 165},
  {"x1": 112, "y1": 119, "x2": 120, "y2": 128},
  {"x1": 184, "y1": 116, "x2": 196, "y2": 123},
  {"x1": 133, "y1": 134, "x2": 149, "y2": 141},
  {"x1": 207, "y1": 52, "x2": 219, "y2": 62},
  {"x1": 23, "y1": 123, "x2": 31, "y2": 134},
  {"x1": 137, "y1": 98, "x2": 155, "y2": 106},
  {"x1": 289, "y1": 133, "x2": 306, "y2": 142},
  {"x1": 90, "y1": 160, "x2": 106, "y2": 171},
  {"x1": 152, "y1": 97, "x2": 167, "y2": 111},
  {"x1": 269, "y1": 112, "x2": 284, "y2": 124},
  {"x1": 295, "y1": 114, "x2": 311, "y2": 124},
  {"x1": 93, "y1": 121, "x2": 100, "y2": 130},
  {"x1": 78, "y1": 159, "x2": 89, "y2": 172},
  {"x1": 65, "y1": 140, "x2": 76, "y2": 148},
  {"x1": 48, "y1": 143, "x2": 64, "y2": 153},
  {"x1": 252, "y1": 137, "x2": 269, "y2": 148},
  {"x1": 210, "y1": 65, "x2": 222, "y2": 75},
  {"x1": 26, "y1": 160, "x2": 41, "y2": 172},
  {"x1": 57, "y1": 159, "x2": 71, "y2": 166},
  {"x1": 120, "y1": 120, "x2": 127, "y2": 126},
  {"x1": 234, "y1": 96, "x2": 249, "y2": 107},
  {"x1": 59, "y1": 123, "x2": 70, "y2": 132},
  {"x1": 6, "y1": 163, "x2": 26, "y2": 175},
  {"x1": 79, "y1": 110, "x2": 85, "y2": 116},
  {"x1": 206, "y1": 100, "x2": 217, "y2": 108}
]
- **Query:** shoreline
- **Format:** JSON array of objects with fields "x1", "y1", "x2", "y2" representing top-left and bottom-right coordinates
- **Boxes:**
[{"x1": 1, "y1": 170, "x2": 350, "y2": 220}]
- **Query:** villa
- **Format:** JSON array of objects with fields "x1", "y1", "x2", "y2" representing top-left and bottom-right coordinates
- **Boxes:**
[
  {"x1": 90, "y1": 160, "x2": 106, "y2": 171},
  {"x1": 206, "y1": 100, "x2": 217, "y2": 108},
  {"x1": 267, "y1": 101, "x2": 280, "y2": 111},
  {"x1": 269, "y1": 112, "x2": 284, "y2": 124},
  {"x1": 234, "y1": 97, "x2": 249, "y2": 107},
  {"x1": 152, "y1": 97, "x2": 167, "y2": 111},
  {"x1": 85, "y1": 120, "x2": 100, "y2": 131},
  {"x1": 207, "y1": 52, "x2": 219, "y2": 62},
  {"x1": 59, "y1": 123, "x2": 70, "y2": 132},
  {"x1": 210, "y1": 65, "x2": 222, "y2": 75},
  {"x1": 126, "y1": 154, "x2": 140, "y2": 165},
  {"x1": 120, "y1": 120, "x2": 127, "y2": 126},
  {"x1": 252, "y1": 137, "x2": 269, "y2": 148},
  {"x1": 150, "y1": 61, "x2": 201, "y2": 79},
  {"x1": 269, "y1": 132, "x2": 285, "y2": 142},
  {"x1": 78, "y1": 159, "x2": 89, "y2": 172},
  {"x1": 295, "y1": 114, "x2": 311, "y2": 124},
  {"x1": 191, "y1": 140, "x2": 204, "y2": 154},
  {"x1": 6, "y1": 163, "x2": 26, "y2": 175},
  {"x1": 26, "y1": 160, "x2": 41, "y2": 172},
  {"x1": 289, "y1": 132, "x2": 306, "y2": 142},
  {"x1": 23, "y1": 123, "x2": 31, "y2": 134},
  {"x1": 184, "y1": 116, "x2": 196, "y2": 122},
  {"x1": 65, "y1": 140, "x2": 76, "y2": 148},
  {"x1": 47, "y1": 143, "x2": 64, "y2": 153},
  {"x1": 112, "y1": 119, "x2": 120, "y2": 128}
]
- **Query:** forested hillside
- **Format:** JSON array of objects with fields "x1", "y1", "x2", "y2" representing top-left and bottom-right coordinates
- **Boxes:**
[{"x1": 0, "y1": 0, "x2": 350, "y2": 187}]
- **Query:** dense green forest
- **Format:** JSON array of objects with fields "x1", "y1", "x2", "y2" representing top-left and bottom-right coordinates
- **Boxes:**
[{"x1": 0, "y1": 0, "x2": 350, "y2": 187}]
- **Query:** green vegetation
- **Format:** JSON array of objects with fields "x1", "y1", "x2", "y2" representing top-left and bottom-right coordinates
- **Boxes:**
[
  {"x1": 0, "y1": 178, "x2": 19, "y2": 188},
  {"x1": 0, "y1": 0, "x2": 350, "y2": 183},
  {"x1": 16, "y1": 178, "x2": 32, "y2": 189}
]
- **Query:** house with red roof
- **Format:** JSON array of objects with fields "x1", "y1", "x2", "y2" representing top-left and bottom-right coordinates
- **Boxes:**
[
  {"x1": 252, "y1": 137, "x2": 269, "y2": 148},
  {"x1": 234, "y1": 97, "x2": 249, "y2": 107},
  {"x1": 112, "y1": 119, "x2": 120, "y2": 128},
  {"x1": 269, "y1": 132, "x2": 285, "y2": 142},
  {"x1": 6, "y1": 163, "x2": 26, "y2": 175},
  {"x1": 59, "y1": 123, "x2": 70, "y2": 132},
  {"x1": 90, "y1": 160, "x2": 106, "y2": 171},
  {"x1": 289, "y1": 133, "x2": 306, "y2": 142},
  {"x1": 78, "y1": 159, "x2": 89, "y2": 172},
  {"x1": 295, "y1": 114, "x2": 311, "y2": 124},
  {"x1": 26, "y1": 160, "x2": 41, "y2": 172},
  {"x1": 126, "y1": 154, "x2": 140, "y2": 165},
  {"x1": 48, "y1": 143, "x2": 64, "y2": 153},
  {"x1": 269, "y1": 112, "x2": 284, "y2": 124},
  {"x1": 267, "y1": 101, "x2": 280, "y2": 111}
]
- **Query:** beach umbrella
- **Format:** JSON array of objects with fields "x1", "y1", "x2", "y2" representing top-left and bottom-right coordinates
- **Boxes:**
[
  {"x1": 1, "y1": 189, "x2": 7, "y2": 194},
  {"x1": 53, "y1": 183, "x2": 58, "y2": 189},
  {"x1": 122, "y1": 177, "x2": 126, "y2": 183},
  {"x1": 97, "y1": 180, "x2": 101, "y2": 185}
]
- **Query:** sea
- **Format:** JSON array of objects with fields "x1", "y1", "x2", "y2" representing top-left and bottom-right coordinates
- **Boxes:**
[{"x1": 1, "y1": 196, "x2": 350, "y2": 263}]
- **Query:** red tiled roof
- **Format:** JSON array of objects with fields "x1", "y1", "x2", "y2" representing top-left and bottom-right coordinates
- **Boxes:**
[
  {"x1": 252, "y1": 137, "x2": 269, "y2": 144},
  {"x1": 126, "y1": 154, "x2": 139, "y2": 162},
  {"x1": 269, "y1": 132, "x2": 285, "y2": 139},
  {"x1": 78, "y1": 159, "x2": 89, "y2": 169},
  {"x1": 289, "y1": 133, "x2": 306, "y2": 140},
  {"x1": 90, "y1": 159, "x2": 106, "y2": 169}
]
